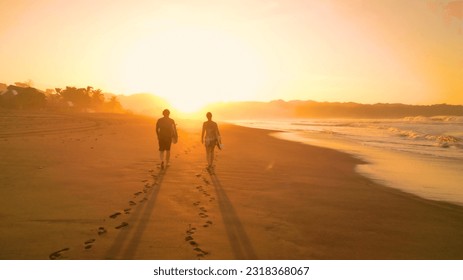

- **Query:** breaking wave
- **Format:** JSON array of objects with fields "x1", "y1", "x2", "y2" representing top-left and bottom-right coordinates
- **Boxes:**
[
  {"x1": 386, "y1": 127, "x2": 462, "y2": 149},
  {"x1": 403, "y1": 115, "x2": 463, "y2": 123}
]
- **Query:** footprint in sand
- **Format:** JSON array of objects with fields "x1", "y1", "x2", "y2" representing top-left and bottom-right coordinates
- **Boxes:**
[
  {"x1": 124, "y1": 208, "x2": 131, "y2": 214},
  {"x1": 199, "y1": 212, "x2": 208, "y2": 218},
  {"x1": 194, "y1": 247, "x2": 209, "y2": 257},
  {"x1": 134, "y1": 191, "x2": 143, "y2": 196},
  {"x1": 193, "y1": 201, "x2": 200, "y2": 206},
  {"x1": 115, "y1": 222, "x2": 129, "y2": 229},
  {"x1": 98, "y1": 227, "x2": 107, "y2": 235},
  {"x1": 85, "y1": 238, "x2": 96, "y2": 244},
  {"x1": 109, "y1": 212, "x2": 121, "y2": 219},
  {"x1": 129, "y1": 201, "x2": 137, "y2": 206},
  {"x1": 203, "y1": 220, "x2": 213, "y2": 228},
  {"x1": 186, "y1": 225, "x2": 197, "y2": 235},
  {"x1": 49, "y1": 248, "x2": 70, "y2": 260},
  {"x1": 185, "y1": 225, "x2": 200, "y2": 247},
  {"x1": 84, "y1": 239, "x2": 96, "y2": 249}
]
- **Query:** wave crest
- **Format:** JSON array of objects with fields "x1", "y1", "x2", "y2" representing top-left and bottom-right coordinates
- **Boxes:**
[{"x1": 403, "y1": 115, "x2": 463, "y2": 122}]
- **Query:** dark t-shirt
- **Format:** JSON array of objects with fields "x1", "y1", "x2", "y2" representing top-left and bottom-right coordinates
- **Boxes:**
[{"x1": 156, "y1": 117, "x2": 175, "y2": 139}]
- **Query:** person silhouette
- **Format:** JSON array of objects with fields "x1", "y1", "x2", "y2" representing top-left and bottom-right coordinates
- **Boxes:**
[
  {"x1": 156, "y1": 109, "x2": 177, "y2": 169},
  {"x1": 201, "y1": 112, "x2": 221, "y2": 170}
]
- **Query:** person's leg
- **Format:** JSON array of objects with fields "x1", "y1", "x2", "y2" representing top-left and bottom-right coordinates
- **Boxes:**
[
  {"x1": 164, "y1": 139, "x2": 172, "y2": 166},
  {"x1": 159, "y1": 150, "x2": 165, "y2": 167},
  {"x1": 165, "y1": 150, "x2": 171, "y2": 165},
  {"x1": 206, "y1": 144, "x2": 215, "y2": 168},
  {"x1": 206, "y1": 146, "x2": 212, "y2": 167},
  {"x1": 209, "y1": 146, "x2": 215, "y2": 167},
  {"x1": 159, "y1": 138, "x2": 166, "y2": 168}
]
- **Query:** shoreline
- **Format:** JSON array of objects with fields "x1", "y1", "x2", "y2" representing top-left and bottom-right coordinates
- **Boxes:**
[
  {"x1": 231, "y1": 119, "x2": 463, "y2": 207},
  {"x1": 1, "y1": 111, "x2": 463, "y2": 259},
  {"x1": 270, "y1": 129, "x2": 463, "y2": 207}
]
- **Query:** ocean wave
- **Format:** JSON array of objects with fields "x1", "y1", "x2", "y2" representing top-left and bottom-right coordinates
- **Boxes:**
[
  {"x1": 387, "y1": 127, "x2": 462, "y2": 149},
  {"x1": 387, "y1": 127, "x2": 421, "y2": 139},
  {"x1": 431, "y1": 135, "x2": 462, "y2": 148},
  {"x1": 290, "y1": 121, "x2": 355, "y2": 128},
  {"x1": 237, "y1": 119, "x2": 463, "y2": 152},
  {"x1": 403, "y1": 116, "x2": 463, "y2": 123}
]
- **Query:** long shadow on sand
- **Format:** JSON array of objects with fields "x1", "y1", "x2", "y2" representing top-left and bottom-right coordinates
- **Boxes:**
[
  {"x1": 208, "y1": 172, "x2": 257, "y2": 259},
  {"x1": 105, "y1": 167, "x2": 167, "y2": 259}
]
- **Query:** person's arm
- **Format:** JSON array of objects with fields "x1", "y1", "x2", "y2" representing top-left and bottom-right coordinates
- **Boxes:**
[
  {"x1": 215, "y1": 122, "x2": 222, "y2": 149},
  {"x1": 201, "y1": 123, "x2": 205, "y2": 144},
  {"x1": 156, "y1": 120, "x2": 160, "y2": 139},
  {"x1": 172, "y1": 120, "x2": 177, "y2": 138},
  {"x1": 216, "y1": 122, "x2": 221, "y2": 138}
]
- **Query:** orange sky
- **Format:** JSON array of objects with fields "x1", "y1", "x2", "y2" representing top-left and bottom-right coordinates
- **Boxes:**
[{"x1": 0, "y1": 0, "x2": 462, "y2": 111}]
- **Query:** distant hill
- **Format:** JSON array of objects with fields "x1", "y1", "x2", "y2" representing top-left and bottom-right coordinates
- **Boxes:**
[
  {"x1": 203, "y1": 100, "x2": 463, "y2": 119},
  {"x1": 3, "y1": 78, "x2": 461, "y2": 120}
]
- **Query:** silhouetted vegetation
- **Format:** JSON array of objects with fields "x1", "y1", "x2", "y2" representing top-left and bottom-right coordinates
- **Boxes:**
[
  {"x1": 3, "y1": 80, "x2": 462, "y2": 119},
  {"x1": 0, "y1": 82, "x2": 124, "y2": 113},
  {"x1": 0, "y1": 85, "x2": 46, "y2": 110}
]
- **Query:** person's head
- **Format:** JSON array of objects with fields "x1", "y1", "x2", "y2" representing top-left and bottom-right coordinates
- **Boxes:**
[
  {"x1": 162, "y1": 109, "x2": 170, "y2": 117},
  {"x1": 206, "y1": 112, "x2": 212, "y2": 120}
]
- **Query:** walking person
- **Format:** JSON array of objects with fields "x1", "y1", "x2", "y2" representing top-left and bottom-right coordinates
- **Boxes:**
[
  {"x1": 201, "y1": 112, "x2": 221, "y2": 171},
  {"x1": 156, "y1": 109, "x2": 177, "y2": 169}
]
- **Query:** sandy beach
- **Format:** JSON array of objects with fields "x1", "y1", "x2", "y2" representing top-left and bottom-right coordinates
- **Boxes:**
[{"x1": 1, "y1": 111, "x2": 463, "y2": 260}]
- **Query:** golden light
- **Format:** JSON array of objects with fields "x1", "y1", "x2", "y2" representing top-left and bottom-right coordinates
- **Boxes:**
[{"x1": 117, "y1": 25, "x2": 268, "y2": 113}]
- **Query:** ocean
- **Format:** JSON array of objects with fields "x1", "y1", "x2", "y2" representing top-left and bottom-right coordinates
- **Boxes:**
[{"x1": 232, "y1": 116, "x2": 463, "y2": 206}]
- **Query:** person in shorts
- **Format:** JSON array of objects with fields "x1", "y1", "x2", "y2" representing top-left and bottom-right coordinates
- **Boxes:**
[
  {"x1": 156, "y1": 109, "x2": 177, "y2": 169},
  {"x1": 201, "y1": 112, "x2": 221, "y2": 170}
]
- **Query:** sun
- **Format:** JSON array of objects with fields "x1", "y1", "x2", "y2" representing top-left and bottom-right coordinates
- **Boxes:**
[{"x1": 117, "y1": 25, "x2": 268, "y2": 113}]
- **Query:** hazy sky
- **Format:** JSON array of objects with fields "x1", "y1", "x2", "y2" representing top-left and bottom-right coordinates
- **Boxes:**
[{"x1": 1, "y1": 0, "x2": 462, "y2": 111}]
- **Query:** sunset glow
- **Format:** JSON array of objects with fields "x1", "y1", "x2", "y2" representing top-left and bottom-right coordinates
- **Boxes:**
[
  {"x1": 0, "y1": 0, "x2": 462, "y2": 113},
  {"x1": 117, "y1": 25, "x2": 268, "y2": 112}
]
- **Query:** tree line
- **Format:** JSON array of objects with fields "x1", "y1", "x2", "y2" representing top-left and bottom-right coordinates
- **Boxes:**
[{"x1": 0, "y1": 82, "x2": 124, "y2": 113}]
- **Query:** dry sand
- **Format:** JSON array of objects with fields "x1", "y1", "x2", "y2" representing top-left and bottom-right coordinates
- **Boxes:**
[{"x1": 1, "y1": 110, "x2": 463, "y2": 260}]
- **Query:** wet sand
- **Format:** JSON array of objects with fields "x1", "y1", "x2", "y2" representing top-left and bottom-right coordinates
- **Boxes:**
[{"x1": 1, "y1": 111, "x2": 463, "y2": 259}]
